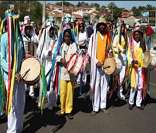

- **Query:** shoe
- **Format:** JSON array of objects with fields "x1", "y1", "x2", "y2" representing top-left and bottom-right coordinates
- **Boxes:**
[
  {"x1": 136, "y1": 106, "x2": 144, "y2": 110},
  {"x1": 129, "y1": 104, "x2": 133, "y2": 110},
  {"x1": 119, "y1": 93, "x2": 126, "y2": 101},
  {"x1": 66, "y1": 114, "x2": 73, "y2": 120},
  {"x1": 101, "y1": 108, "x2": 109, "y2": 114},
  {"x1": 101, "y1": 108, "x2": 106, "y2": 112},
  {"x1": 0, "y1": 114, "x2": 7, "y2": 123},
  {"x1": 57, "y1": 111, "x2": 65, "y2": 118},
  {"x1": 58, "y1": 113, "x2": 65, "y2": 118},
  {"x1": 91, "y1": 111, "x2": 97, "y2": 116},
  {"x1": 78, "y1": 93, "x2": 87, "y2": 99}
]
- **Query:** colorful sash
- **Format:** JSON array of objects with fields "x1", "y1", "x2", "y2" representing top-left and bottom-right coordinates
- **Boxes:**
[{"x1": 5, "y1": 16, "x2": 24, "y2": 114}]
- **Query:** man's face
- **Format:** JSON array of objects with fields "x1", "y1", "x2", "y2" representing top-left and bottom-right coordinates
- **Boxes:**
[
  {"x1": 25, "y1": 26, "x2": 33, "y2": 38},
  {"x1": 64, "y1": 31, "x2": 71, "y2": 45},
  {"x1": 99, "y1": 23, "x2": 107, "y2": 35},
  {"x1": 133, "y1": 31, "x2": 140, "y2": 42},
  {"x1": 79, "y1": 24, "x2": 84, "y2": 32},
  {"x1": 49, "y1": 27, "x2": 55, "y2": 38}
]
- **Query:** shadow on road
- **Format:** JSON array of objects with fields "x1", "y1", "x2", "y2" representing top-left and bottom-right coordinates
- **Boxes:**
[
  {"x1": 143, "y1": 94, "x2": 156, "y2": 106},
  {"x1": 22, "y1": 93, "x2": 66, "y2": 133}
]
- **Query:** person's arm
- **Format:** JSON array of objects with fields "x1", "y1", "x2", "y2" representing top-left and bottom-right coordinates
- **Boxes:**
[
  {"x1": 44, "y1": 40, "x2": 55, "y2": 58},
  {"x1": 112, "y1": 35, "x2": 119, "y2": 54},
  {"x1": 0, "y1": 34, "x2": 8, "y2": 73},
  {"x1": 87, "y1": 34, "x2": 93, "y2": 57},
  {"x1": 36, "y1": 29, "x2": 46, "y2": 58},
  {"x1": 87, "y1": 34, "x2": 98, "y2": 64},
  {"x1": 127, "y1": 41, "x2": 133, "y2": 66}
]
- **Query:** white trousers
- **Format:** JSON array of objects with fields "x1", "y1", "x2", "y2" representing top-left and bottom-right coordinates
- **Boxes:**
[
  {"x1": 46, "y1": 73, "x2": 56, "y2": 110},
  {"x1": 119, "y1": 53, "x2": 126, "y2": 96},
  {"x1": 119, "y1": 65, "x2": 126, "y2": 97},
  {"x1": 93, "y1": 67, "x2": 109, "y2": 112},
  {"x1": 5, "y1": 80, "x2": 25, "y2": 133},
  {"x1": 129, "y1": 68, "x2": 143, "y2": 107}
]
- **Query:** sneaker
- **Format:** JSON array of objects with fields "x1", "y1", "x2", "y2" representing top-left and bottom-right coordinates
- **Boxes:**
[
  {"x1": 119, "y1": 93, "x2": 126, "y2": 101},
  {"x1": 58, "y1": 113, "x2": 65, "y2": 118},
  {"x1": 66, "y1": 113, "x2": 73, "y2": 120},
  {"x1": 136, "y1": 106, "x2": 144, "y2": 110},
  {"x1": 91, "y1": 111, "x2": 97, "y2": 116},
  {"x1": 0, "y1": 114, "x2": 7, "y2": 122},
  {"x1": 129, "y1": 104, "x2": 133, "y2": 110},
  {"x1": 101, "y1": 108, "x2": 109, "y2": 114}
]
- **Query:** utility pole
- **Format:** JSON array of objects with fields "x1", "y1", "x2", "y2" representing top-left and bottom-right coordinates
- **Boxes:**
[
  {"x1": 62, "y1": 0, "x2": 64, "y2": 17},
  {"x1": 155, "y1": 10, "x2": 156, "y2": 27},
  {"x1": 42, "y1": 1, "x2": 46, "y2": 26}
]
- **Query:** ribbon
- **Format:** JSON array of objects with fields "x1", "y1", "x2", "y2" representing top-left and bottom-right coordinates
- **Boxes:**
[{"x1": 38, "y1": 64, "x2": 47, "y2": 114}]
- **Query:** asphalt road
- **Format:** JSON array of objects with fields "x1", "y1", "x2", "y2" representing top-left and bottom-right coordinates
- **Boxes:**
[{"x1": 0, "y1": 70, "x2": 156, "y2": 133}]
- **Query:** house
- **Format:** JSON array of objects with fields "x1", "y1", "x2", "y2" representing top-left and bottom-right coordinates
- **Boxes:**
[{"x1": 121, "y1": 10, "x2": 133, "y2": 18}]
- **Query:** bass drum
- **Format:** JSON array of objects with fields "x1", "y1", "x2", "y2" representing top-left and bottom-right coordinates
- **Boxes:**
[
  {"x1": 20, "y1": 57, "x2": 41, "y2": 85},
  {"x1": 102, "y1": 57, "x2": 116, "y2": 75}
]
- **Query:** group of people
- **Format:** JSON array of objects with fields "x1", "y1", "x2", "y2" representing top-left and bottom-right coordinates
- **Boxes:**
[{"x1": 0, "y1": 7, "x2": 155, "y2": 133}]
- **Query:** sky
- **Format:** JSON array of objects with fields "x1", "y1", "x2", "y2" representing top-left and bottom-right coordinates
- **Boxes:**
[{"x1": 43, "y1": 1, "x2": 156, "y2": 9}]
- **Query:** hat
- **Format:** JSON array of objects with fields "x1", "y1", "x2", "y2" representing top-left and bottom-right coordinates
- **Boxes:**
[
  {"x1": 98, "y1": 17, "x2": 107, "y2": 24},
  {"x1": 102, "y1": 57, "x2": 116, "y2": 75},
  {"x1": 5, "y1": 9, "x2": 14, "y2": 17},
  {"x1": 143, "y1": 51, "x2": 151, "y2": 68},
  {"x1": 63, "y1": 14, "x2": 72, "y2": 24},
  {"x1": 24, "y1": 16, "x2": 31, "y2": 25},
  {"x1": 24, "y1": 16, "x2": 30, "y2": 21}
]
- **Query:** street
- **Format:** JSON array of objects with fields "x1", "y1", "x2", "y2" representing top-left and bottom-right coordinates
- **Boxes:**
[{"x1": 0, "y1": 69, "x2": 156, "y2": 133}]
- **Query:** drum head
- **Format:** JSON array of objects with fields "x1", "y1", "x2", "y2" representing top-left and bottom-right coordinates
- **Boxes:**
[
  {"x1": 102, "y1": 58, "x2": 116, "y2": 75},
  {"x1": 70, "y1": 55, "x2": 84, "y2": 75},
  {"x1": 67, "y1": 54, "x2": 77, "y2": 71},
  {"x1": 20, "y1": 57, "x2": 40, "y2": 84}
]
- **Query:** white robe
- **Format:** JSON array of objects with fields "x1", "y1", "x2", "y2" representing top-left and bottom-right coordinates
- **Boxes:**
[
  {"x1": 36, "y1": 26, "x2": 57, "y2": 110},
  {"x1": 88, "y1": 32, "x2": 109, "y2": 111}
]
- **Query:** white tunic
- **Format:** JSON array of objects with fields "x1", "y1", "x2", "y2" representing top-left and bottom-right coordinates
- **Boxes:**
[
  {"x1": 78, "y1": 31, "x2": 88, "y2": 47},
  {"x1": 57, "y1": 42, "x2": 77, "y2": 80}
]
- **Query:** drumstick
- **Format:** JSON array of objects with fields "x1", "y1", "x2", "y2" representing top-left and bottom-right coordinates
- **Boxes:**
[
  {"x1": 103, "y1": 66, "x2": 111, "y2": 69},
  {"x1": 21, "y1": 68, "x2": 31, "y2": 79}
]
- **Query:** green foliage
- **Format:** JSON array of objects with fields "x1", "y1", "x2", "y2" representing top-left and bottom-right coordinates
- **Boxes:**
[
  {"x1": 0, "y1": 1, "x2": 42, "y2": 27},
  {"x1": 56, "y1": 1, "x2": 74, "y2": 7}
]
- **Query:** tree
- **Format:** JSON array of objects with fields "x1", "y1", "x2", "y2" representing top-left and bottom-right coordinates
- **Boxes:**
[
  {"x1": 131, "y1": 6, "x2": 141, "y2": 16},
  {"x1": 108, "y1": 2, "x2": 117, "y2": 10},
  {"x1": 77, "y1": 2, "x2": 89, "y2": 7},
  {"x1": 56, "y1": 1, "x2": 74, "y2": 7},
  {"x1": 107, "y1": 2, "x2": 122, "y2": 22}
]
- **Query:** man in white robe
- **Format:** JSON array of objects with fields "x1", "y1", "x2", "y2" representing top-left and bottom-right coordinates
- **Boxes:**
[{"x1": 88, "y1": 17, "x2": 111, "y2": 114}]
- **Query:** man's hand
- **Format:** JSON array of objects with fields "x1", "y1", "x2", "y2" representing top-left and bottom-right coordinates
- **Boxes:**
[
  {"x1": 61, "y1": 58, "x2": 67, "y2": 68},
  {"x1": 96, "y1": 61, "x2": 102, "y2": 67},
  {"x1": 15, "y1": 73, "x2": 22, "y2": 82},
  {"x1": 108, "y1": 52, "x2": 113, "y2": 57},
  {"x1": 48, "y1": 51, "x2": 52, "y2": 56},
  {"x1": 25, "y1": 53, "x2": 32, "y2": 58},
  {"x1": 132, "y1": 60, "x2": 138, "y2": 67}
]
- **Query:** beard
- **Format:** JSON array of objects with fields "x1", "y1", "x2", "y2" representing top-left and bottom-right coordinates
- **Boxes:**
[{"x1": 99, "y1": 29, "x2": 107, "y2": 35}]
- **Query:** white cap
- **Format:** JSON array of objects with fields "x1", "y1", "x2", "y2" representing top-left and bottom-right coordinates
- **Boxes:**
[{"x1": 24, "y1": 16, "x2": 30, "y2": 21}]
